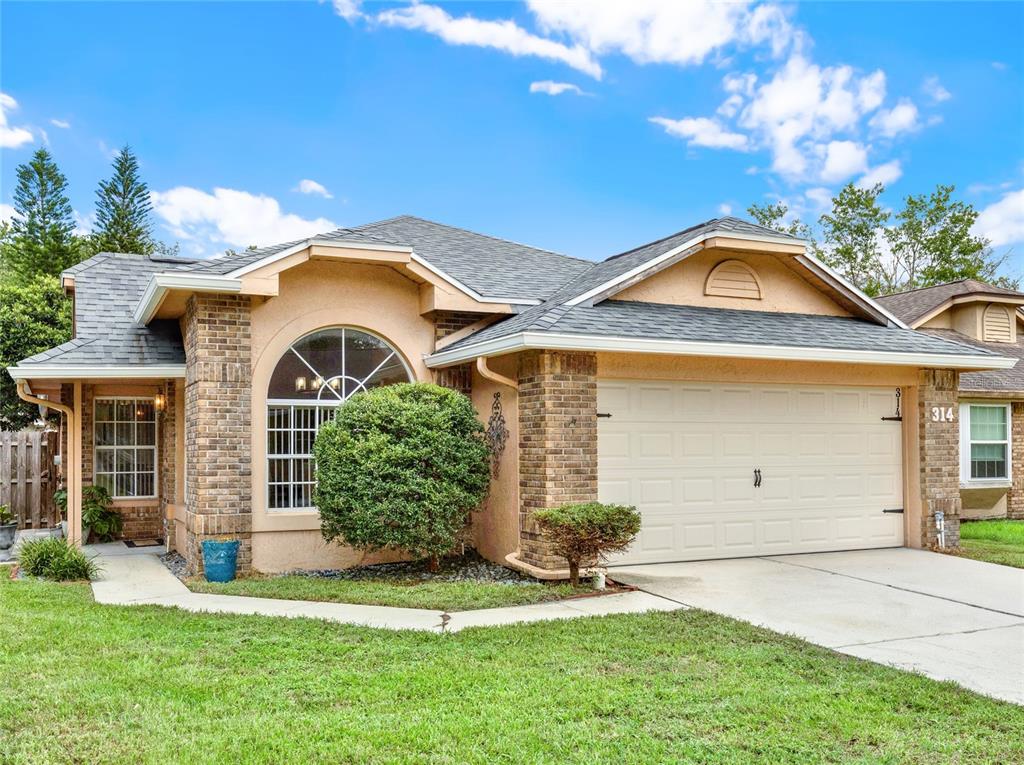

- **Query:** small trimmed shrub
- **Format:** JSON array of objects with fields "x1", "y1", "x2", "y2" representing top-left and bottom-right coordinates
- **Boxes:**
[
  {"x1": 314, "y1": 383, "x2": 491, "y2": 571},
  {"x1": 0, "y1": 504, "x2": 14, "y2": 525},
  {"x1": 533, "y1": 502, "x2": 642, "y2": 585},
  {"x1": 18, "y1": 537, "x2": 99, "y2": 581},
  {"x1": 82, "y1": 485, "x2": 122, "y2": 542}
]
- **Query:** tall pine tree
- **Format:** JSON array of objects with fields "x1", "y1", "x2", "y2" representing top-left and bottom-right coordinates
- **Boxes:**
[
  {"x1": 92, "y1": 146, "x2": 155, "y2": 254},
  {"x1": 1, "y1": 148, "x2": 82, "y2": 283}
]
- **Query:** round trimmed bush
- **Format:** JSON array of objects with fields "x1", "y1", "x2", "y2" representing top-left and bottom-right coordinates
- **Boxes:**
[
  {"x1": 533, "y1": 502, "x2": 642, "y2": 585},
  {"x1": 313, "y1": 383, "x2": 491, "y2": 569}
]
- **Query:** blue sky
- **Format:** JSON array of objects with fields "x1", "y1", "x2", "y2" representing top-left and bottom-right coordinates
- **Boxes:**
[{"x1": 2, "y1": 1, "x2": 1022, "y2": 270}]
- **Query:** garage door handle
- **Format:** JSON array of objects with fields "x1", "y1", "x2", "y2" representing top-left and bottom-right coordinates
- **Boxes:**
[{"x1": 754, "y1": 468, "x2": 761, "y2": 488}]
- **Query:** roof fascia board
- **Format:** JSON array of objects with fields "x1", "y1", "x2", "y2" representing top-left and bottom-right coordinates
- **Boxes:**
[
  {"x1": 425, "y1": 330, "x2": 1015, "y2": 371},
  {"x1": 578, "y1": 244, "x2": 704, "y2": 307},
  {"x1": 566, "y1": 228, "x2": 807, "y2": 308},
  {"x1": 134, "y1": 273, "x2": 243, "y2": 325},
  {"x1": 8, "y1": 364, "x2": 187, "y2": 381},
  {"x1": 794, "y1": 252, "x2": 908, "y2": 329}
]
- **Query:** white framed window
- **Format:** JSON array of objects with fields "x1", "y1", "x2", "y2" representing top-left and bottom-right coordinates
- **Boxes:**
[
  {"x1": 960, "y1": 403, "x2": 1011, "y2": 483},
  {"x1": 266, "y1": 327, "x2": 412, "y2": 510},
  {"x1": 94, "y1": 397, "x2": 158, "y2": 499}
]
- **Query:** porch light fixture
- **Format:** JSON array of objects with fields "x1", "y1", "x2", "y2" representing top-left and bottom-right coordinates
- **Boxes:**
[
  {"x1": 295, "y1": 376, "x2": 307, "y2": 392},
  {"x1": 154, "y1": 393, "x2": 165, "y2": 412}
]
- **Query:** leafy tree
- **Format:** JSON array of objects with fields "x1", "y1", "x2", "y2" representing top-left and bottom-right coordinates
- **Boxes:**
[
  {"x1": 818, "y1": 183, "x2": 890, "y2": 296},
  {"x1": 313, "y1": 383, "x2": 491, "y2": 571},
  {"x1": 885, "y1": 184, "x2": 1011, "y2": 291},
  {"x1": 746, "y1": 201, "x2": 814, "y2": 241},
  {"x1": 533, "y1": 502, "x2": 641, "y2": 585},
  {"x1": 1, "y1": 149, "x2": 83, "y2": 283},
  {"x1": 92, "y1": 146, "x2": 155, "y2": 255},
  {"x1": 0, "y1": 276, "x2": 72, "y2": 429}
]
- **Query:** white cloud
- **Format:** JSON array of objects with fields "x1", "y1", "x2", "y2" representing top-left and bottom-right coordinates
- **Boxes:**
[
  {"x1": 293, "y1": 179, "x2": 333, "y2": 198},
  {"x1": 975, "y1": 189, "x2": 1024, "y2": 247},
  {"x1": 718, "y1": 203, "x2": 733, "y2": 215},
  {"x1": 869, "y1": 98, "x2": 919, "y2": 137},
  {"x1": 0, "y1": 203, "x2": 16, "y2": 224},
  {"x1": 992, "y1": 61, "x2": 1007, "y2": 71},
  {"x1": 377, "y1": 3, "x2": 602, "y2": 79},
  {"x1": 857, "y1": 160, "x2": 902, "y2": 189},
  {"x1": 150, "y1": 187, "x2": 338, "y2": 257},
  {"x1": 331, "y1": 0, "x2": 363, "y2": 21},
  {"x1": 529, "y1": 81, "x2": 586, "y2": 96},
  {"x1": 650, "y1": 116, "x2": 749, "y2": 150},
  {"x1": 804, "y1": 187, "x2": 833, "y2": 211},
  {"x1": 0, "y1": 93, "x2": 34, "y2": 149},
  {"x1": 820, "y1": 140, "x2": 868, "y2": 183},
  {"x1": 527, "y1": 0, "x2": 794, "y2": 67},
  {"x1": 922, "y1": 75, "x2": 951, "y2": 103},
  {"x1": 50, "y1": 118, "x2": 71, "y2": 129}
]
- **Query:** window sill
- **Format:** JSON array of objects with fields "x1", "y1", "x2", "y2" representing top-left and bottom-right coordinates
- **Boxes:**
[{"x1": 960, "y1": 481, "x2": 1011, "y2": 491}]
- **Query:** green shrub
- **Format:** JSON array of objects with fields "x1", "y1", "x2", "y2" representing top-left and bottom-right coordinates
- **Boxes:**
[
  {"x1": 18, "y1": 537, "x2": 99, "y2": 581},
  {"x1": 82, "y1": 485, "x2": 122, "y2": 542},
  {"x1": 313, "y1": 383, "x2": 491, "y2": 570},
  {"x1": 0, "y1": 503, "x2": 13, "y2": 525},
  {"x1": 533, "y1": 502, "x2": 642, "y2": 585}
]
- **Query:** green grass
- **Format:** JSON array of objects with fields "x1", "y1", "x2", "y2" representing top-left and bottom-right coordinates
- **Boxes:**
[
  {"x1": 1, "y1": 579, "x2": 1022, "y2": 764},
  {"x1": 188, "y1": 574, "x2": 589, "y2": 611},
  {"x1": 959, "y1": 520, "x2": 1024, "y2": 569}
]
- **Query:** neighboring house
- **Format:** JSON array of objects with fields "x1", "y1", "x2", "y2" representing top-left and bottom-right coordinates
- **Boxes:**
[
  {"x1": 877, "y1": 279, "x2": 1024, "y2": 523},
  {"x1": 7, "y1": 216, "x2": 1016, "y2": 576}
]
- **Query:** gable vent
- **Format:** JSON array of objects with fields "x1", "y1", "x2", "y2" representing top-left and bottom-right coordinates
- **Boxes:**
[
  {"x1": 704, "y1": 260, "x2": 762, "y2": 300},
  {"x1": 983, "y1": 304, "x2": 1013, "y2": 343}
]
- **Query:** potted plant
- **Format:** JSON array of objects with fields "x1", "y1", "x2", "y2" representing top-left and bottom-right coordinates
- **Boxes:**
[
  {"x1": 0, "y1": 504, "x2": 16, "y2": 551},
  {"x1": 202, "y1": 537, "x2": 241, "y2": 582},
  {"x1": 81, "y1": 485, "x2": 122, "y2": 543},
  {"x1": 53, "y1": 488, "x2": 68, "y2": 538}
]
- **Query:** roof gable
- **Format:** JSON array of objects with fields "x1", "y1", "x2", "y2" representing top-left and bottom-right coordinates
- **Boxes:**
[{"x1": 877, "y1": 280, "x2": 1024, "y2": 327}]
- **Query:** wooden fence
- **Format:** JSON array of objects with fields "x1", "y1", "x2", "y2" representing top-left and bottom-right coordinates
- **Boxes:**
[{"x1": 0, "y1": 430, "x2": 59, "y2": 529}]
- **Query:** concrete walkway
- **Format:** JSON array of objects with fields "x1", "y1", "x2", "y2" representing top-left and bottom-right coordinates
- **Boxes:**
[
  {"x1": 87, "y1": 543, "x2": 680, "y2": 633},
  {"x1": 613, "y1": 548, "x2": 1024, "y2": 705}
]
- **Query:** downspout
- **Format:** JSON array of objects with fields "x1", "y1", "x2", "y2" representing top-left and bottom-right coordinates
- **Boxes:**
[
  {"x1": 475, "y1": 357, "x2": 517, "y2": 390},
  {"x1": 16, "y1": 381, "x2": 81, "y2": 546}
]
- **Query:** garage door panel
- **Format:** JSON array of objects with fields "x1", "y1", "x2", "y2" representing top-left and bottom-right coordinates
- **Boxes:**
[{"x1": 600, "y1": 380, "x2": 904, "y2": 564}]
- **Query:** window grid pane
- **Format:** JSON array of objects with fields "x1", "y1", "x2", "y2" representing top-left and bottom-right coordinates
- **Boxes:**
[
  {"x1": 970, "y1": 405, "x2": 1007, "y2": 441},
  {"x1": 95, "y1": 397, "x2": 157, "y2": 499}
]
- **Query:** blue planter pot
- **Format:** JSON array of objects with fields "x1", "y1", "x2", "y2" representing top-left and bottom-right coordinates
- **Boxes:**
[{"x1": 202, "y1": 539, "x2": 240, "y2": 583}]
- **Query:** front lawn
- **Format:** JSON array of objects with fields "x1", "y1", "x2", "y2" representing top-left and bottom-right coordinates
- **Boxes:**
[
  {"x1": 188, "y1": 575, "x2": 589, "y2": 611},
  {"x1": 959, "y1": 519, "x2": 1024, "y2": 569},
  {"x1": 2, "y1": 578, "x2": 1022, "y2": 764}
]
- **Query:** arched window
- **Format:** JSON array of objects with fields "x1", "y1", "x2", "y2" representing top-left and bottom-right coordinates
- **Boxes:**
[{"x1": 266, "y1": 327, "x2": 412, "y2": 510}]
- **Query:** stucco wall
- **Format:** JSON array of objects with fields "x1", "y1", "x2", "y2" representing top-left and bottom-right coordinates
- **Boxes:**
[
  {"x1": 613, "y1": 248, "x2": 852, "y2": 317},
  {"x1": 248, "y1": 259, "x2": 436, "y2": 572},
  {"x1": 469, "y1": 355, "x2": 520, "y2": 563}
]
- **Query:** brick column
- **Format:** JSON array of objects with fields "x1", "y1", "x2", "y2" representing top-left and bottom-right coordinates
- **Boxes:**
[
  {"x1": 1007, "y1": 402, "x2": 1024, "y2": 520},
  {"x1": 183, "y1": 293, "x2": 253, "y2": 574},
  {"x1": 517, "y1": 350, "x2": 598, "y2": 569},
  {"x1": 918, "y1": 369, "x2": 962, "y2": 547}
]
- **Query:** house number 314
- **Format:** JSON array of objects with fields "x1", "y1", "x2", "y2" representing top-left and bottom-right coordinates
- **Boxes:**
[{"x1": 931, "y1": 406, "x2": 955, "y2": 422}]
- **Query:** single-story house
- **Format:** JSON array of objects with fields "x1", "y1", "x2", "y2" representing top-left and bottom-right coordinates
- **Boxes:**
[
  {"x1": 877, "y1": 279, "x2": 1024, "y2": 522},
  {"x1": 8, "y1": 215, "x2": 1017, "y2": 575}
]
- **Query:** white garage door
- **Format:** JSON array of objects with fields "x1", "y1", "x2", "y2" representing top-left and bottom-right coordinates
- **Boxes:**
[{"x1": 598, "y1": 380, "x2": 904, "y2": 565}]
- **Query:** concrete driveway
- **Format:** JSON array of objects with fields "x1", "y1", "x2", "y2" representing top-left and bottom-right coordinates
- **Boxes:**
[{"x1": 612, "y1": 548, "x2": 1024, "y2": 705}]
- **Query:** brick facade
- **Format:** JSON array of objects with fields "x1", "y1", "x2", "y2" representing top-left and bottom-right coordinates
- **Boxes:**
[
  {"x1": 434, "y1": 364, "x2": 472, "y2": 396},
  {"x1": 434, "y1": 311, "x2": 482, "y2": 341},
  {"x1": 182, "y1": 293, "x2": 253, "y2": 573},
  {"x1": 158, "y1": 380, "x2": 178, "y2": 538},
  {"x1": 1008, "y1": 402, "x2": 1024, "y2": 520},
  {"x1": 517, "y1": 350, "x2": 598, "y2": 569},
  {"x1": 918, "y1": 369, "x2": 962, "y2": 547}
]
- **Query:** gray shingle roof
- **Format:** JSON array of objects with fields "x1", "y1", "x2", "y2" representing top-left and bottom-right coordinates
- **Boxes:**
[
  {"x1": 920, "y1": 329, "x2": 1024, "y2": 393},
  {"x1": 438, "y1": 299, "x2": 1001, "y2": 359},
  {"x1": 876, "y1": 280, "x2": 1024, "y2": 325},
  {"x1": 170, "y1": 215, "x2": 593, "y2": 302},
  {"x1": 18, "y1": 253, "x2": 191, "y2": 369}
]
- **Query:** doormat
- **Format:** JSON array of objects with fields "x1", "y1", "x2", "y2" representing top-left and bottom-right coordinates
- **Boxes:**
[{"x1": 124, "y1": 539, "x2": 164, "y2": 548}]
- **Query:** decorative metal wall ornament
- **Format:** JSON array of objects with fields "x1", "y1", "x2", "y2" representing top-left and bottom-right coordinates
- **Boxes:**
[{"x1": 485, "y1": 392, "x2": 509, "y2": 477}]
